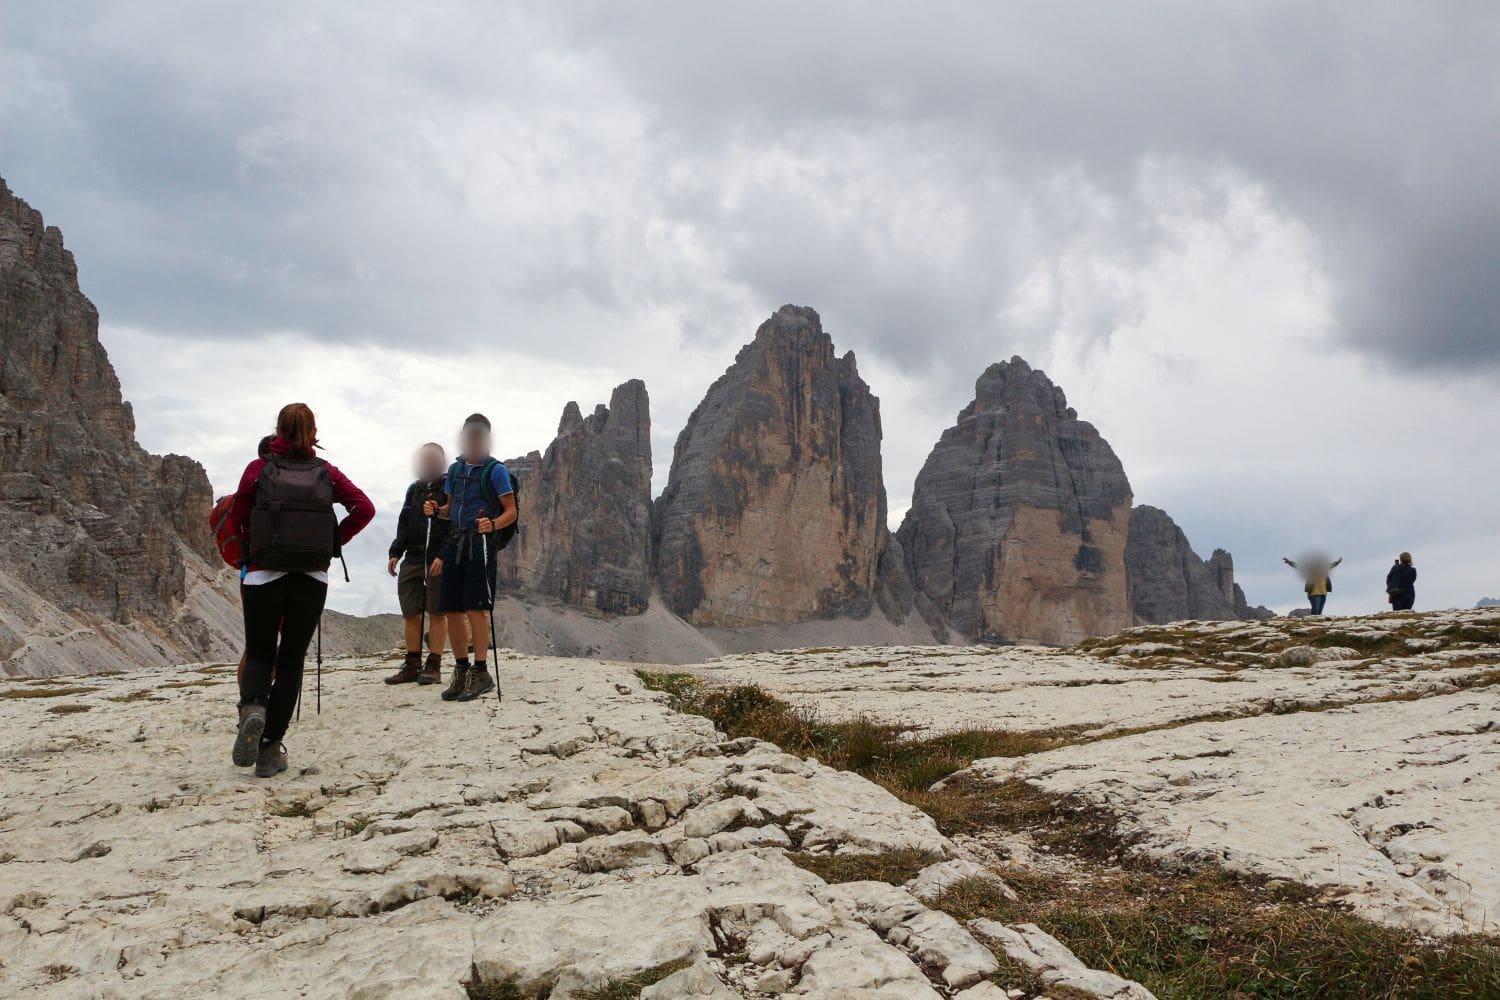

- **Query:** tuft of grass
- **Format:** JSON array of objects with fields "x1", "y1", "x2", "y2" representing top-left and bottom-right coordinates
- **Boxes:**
[
  {"x1": 788, "y1": 847, "x2": 941, "y2": 886},
  {"x1": 465, "y1": 980, "x2": 534, "y2": 1000},
  {"x1": 634, "y1": 670, "x2": 703, "y2": 712},
  {"x1": 46, "y1": 703, "x2": 93, "y2": 715},
  {"x1": 577, "y1": 959, "x2": 693, "y2": 999},
  {"x1": 0, "y1": 685, "x2": 98, "y2": 699}
]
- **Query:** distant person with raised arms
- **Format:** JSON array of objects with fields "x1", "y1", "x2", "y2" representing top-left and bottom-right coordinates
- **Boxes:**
[
  {"x1": 385, "y1": 442, "x2": 451, "y2": 686},
  {"x1": 424, "y1": 414, "x2": 517, "y2": 703},
  {"x1": 229, "y1": 403, "x2": 374, "y2": 777},
  {"x1": 1283, "y1": 551, "x2": 1342, "y2": 616},
  {"x1": 1386, "y1": 552, "x2": 1418, "y2": 611}
]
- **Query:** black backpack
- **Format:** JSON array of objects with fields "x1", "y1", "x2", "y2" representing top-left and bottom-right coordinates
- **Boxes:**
[
  {"x1": 450, "y1": 458, "x2": 521, "y2": 551},
  {"x1": 248, "y1": 455, "x2": 340, "y2": 572}
]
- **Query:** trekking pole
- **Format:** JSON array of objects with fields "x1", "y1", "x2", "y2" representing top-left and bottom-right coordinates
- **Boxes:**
[
  {"x1": 483, "y1": 532, "x2": 500, "y2": 702},
  {"x1": 418, "y1": 490, "x2": 432, "y2": 660},
  {"x1": 316, "y1": 619, "x2": 322, "y2": 715}
]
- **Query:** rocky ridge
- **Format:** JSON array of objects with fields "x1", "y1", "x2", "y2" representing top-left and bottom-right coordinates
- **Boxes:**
[
  {"x1": 0, "y1": 177, "x2": 243, "y2": 678},
  {"x1": 1125, "y1": 505, "x2": 1270, "y2": 624},
  {"x1": 499, "y1": 380, "x2": 654, "y2": 616},
  {"x1": 0, "y1": 651, "x2": 1150, "y2": 999}
]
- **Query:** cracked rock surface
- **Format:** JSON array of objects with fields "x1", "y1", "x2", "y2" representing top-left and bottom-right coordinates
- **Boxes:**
[{"x1": 0, "y1": 650, "x2": 1138, "y2": 999}]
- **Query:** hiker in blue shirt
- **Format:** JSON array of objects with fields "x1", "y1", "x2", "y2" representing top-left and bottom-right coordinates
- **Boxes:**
[{"x1": 424, "y1": 413, "x2": 516, "y2": 702}]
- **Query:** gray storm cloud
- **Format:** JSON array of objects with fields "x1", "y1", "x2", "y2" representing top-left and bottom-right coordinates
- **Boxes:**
[{"x1": 3, "y1": 1, "x2": 1495, "y2": 377}]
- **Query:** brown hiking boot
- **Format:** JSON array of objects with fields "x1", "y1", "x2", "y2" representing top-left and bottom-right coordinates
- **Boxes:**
[
  {"x1": 441, "y1": 660, "x2": 470, "y2": 701},
  {"x1": 385, "y1": 652, "x2": 422, "y2": 685},
  {"x1": 456, "y1": 665, "x2": 496, "y2": 702},
  {"x1": 417, "y1": 652, "x2": 442, "y2": 686}
]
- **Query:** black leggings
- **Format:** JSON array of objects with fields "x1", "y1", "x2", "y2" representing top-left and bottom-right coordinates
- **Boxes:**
[{"x1": 240, "y1": 574, "x2": 327, "y2": 744}]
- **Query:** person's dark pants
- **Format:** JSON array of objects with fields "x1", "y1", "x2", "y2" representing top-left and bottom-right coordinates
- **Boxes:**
[
  {"x1": 1391, "y1": 591, "x2": 1416, "y2": 611},
  {"x1": 240, "y1": 574, "x2": 328, "y2": 744},
  {"x1": 440, "y1": 536, "x2": 498, "y2": 613},
  {"x1": 1309, "y1": 594, "x2": 1328, "y2": 615}
]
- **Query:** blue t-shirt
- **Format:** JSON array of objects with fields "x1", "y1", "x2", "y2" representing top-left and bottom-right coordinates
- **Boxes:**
[{"x1": 446, "y1": 460, "x2": 513, "y2": 531}]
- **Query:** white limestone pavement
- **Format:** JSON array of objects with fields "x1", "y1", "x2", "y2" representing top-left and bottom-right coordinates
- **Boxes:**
[{"x1": 0, "y1": 649, "x2": 1144, "y2": 999}]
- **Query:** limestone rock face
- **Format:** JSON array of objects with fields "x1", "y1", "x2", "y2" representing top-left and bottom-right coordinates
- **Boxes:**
[
  {"x1": 653, "y1": 305, "x2": 897, "y2": 627},
  {"x1": 0, "y1": 176, "x2": 242, "y2": 675},
  {"x1": 896, "y1": 358, "x2": 1133, "y2": 645},
  {"x1": 499, "y1": 380, "x2": 653, "y2": 616},
  {"x1": 1125, "y1": 505, "x2": 1270, "y2": 624}
]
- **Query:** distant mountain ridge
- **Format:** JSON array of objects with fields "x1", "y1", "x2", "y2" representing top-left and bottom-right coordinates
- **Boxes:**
[{"x1": 0, "y1": 177, "x2": 1264, "y2": 675}]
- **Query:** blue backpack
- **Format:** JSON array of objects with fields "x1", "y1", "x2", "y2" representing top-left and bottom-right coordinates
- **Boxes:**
[{"x1": 449, "y1": 459, "x2": 520, "y2": 550}]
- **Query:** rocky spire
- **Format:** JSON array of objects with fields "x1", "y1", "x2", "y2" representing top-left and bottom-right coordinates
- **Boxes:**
[
  {"x1": 896, "y1": 358, "x2": 1135, "y2": 644},
  {"x1": 1125, "y1": 506, "x2": 1270, "y2": 624},
  {"x1": 499, "y1": 380, "x2": 654, "y2": 615},
  {"x1": 652, "y1": 305, "x2": 898, "y2": 627}
]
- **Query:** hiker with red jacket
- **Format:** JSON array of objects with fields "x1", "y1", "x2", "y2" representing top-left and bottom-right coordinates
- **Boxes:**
[
  {"x1": 229, "y1": 403, "x2": 374, "y2": 777},
  {"x1": 424, "y1": 413, "x2": 516, "y2": 702}
]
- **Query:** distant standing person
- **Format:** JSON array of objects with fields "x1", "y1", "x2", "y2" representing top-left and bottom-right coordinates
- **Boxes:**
[
  {"x1": 424, "y1": 414, "x2": 517, "y2": 703},
  {"x1": 385, "y1": 443, "x2": 451, "y2": 685},
  {"x1": 1386, "y1": 552, "x2": 1418, "y2": 611},
  {"x1": 1283, "y1": 553, "x2": 1342, "y2": 616},
  {"x1": 230, "y1": 403, "x2": 375, "y2": 777}
]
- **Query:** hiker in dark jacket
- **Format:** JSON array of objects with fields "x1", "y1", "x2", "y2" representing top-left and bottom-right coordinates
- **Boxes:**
[
  {"x1": 229, "y1": 403, "x2": 374, "y2": 777},
  {"x1": 385, "y1": 443, "x2": 451, "y2": 685},
  {"x1": 1386, "y1": 552, "x2": 1418, "y2": 611},
  {"x1": 423, "y1": 413, "x2": 516, "y2": 703}
]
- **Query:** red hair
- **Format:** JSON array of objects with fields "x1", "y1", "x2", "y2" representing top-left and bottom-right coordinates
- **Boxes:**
[{"x1": 275, "y1": 403, "x2": 319, "y2": 457}]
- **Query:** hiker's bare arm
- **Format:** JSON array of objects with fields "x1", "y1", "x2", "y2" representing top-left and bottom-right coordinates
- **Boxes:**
[
  {"x1": 476, "y1": 494, "x2": 518, "y2": 534},
  {"x1": 428, "y1": 557, "x2": 443, "y2": 577}
]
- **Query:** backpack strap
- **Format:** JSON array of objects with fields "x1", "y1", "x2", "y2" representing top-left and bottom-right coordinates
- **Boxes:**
[{"x1": 478, "y1": 458, "x2": 502, "y2": 513}]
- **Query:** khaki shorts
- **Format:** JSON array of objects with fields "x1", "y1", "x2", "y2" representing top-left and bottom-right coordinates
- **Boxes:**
[{"x1": 397, "y1": 558, "x2": 441, "y2": 618}]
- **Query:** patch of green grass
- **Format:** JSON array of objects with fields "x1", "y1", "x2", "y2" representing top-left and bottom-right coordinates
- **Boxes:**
[
  {"x1": 945, "y1": 865, "x2": 1500, "y2": 1000},
  {"x1": 577, "y1": 959, "x2": 693, "y2": 999},
  {"x1": 651, "y1": 679, "x2": 1080, "y2": 798},
  {"x1": 465, "y1": 980, "x2": 536, "y2": 1000},
  {"x1": 45, "y1": 703, "x2": 93, "y2": 715},
  {"x1": 788, "y1": 847, "x2": 941, "y2": 885},
  {"x1": 0, "y1": 685, "x2": 98, "y2": 699},
  {"x1": 634, "y1": 670, "x2": 703, "y2": 712}
]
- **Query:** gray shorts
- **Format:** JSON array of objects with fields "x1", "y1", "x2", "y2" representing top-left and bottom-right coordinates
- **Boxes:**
[{"x1": 397, "y1": 558, "x2": 441, "y2": 618}]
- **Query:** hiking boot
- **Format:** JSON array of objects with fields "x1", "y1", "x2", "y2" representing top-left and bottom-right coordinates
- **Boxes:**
[
  {"x1": 254, "y1": 741, "x2": 288, "y2": 778},
  {"x1": 233, "y1": 704, "x2": 266, "y2": 767},
  {"x1": 456, "y1": 666, "x2": 496, "y2": 702},
  {"x1": 441, "y1": 661, "x2": 470, "y2": 701},
  {"x1": 417, "y1": 652, "x2": 442, "y2": 686},
  {"x1": 384, "y1": 652, "x2": 422, "y2": 685}
]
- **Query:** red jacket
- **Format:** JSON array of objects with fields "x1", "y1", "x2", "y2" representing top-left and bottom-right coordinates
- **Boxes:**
[{"x1": 229, "y1": 437, "x2": 375, "y2": 573}]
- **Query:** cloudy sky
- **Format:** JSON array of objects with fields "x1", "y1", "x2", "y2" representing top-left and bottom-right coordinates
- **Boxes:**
[{"x1": 4, "y1": 1, "x2": 1496, "y2": 617}]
